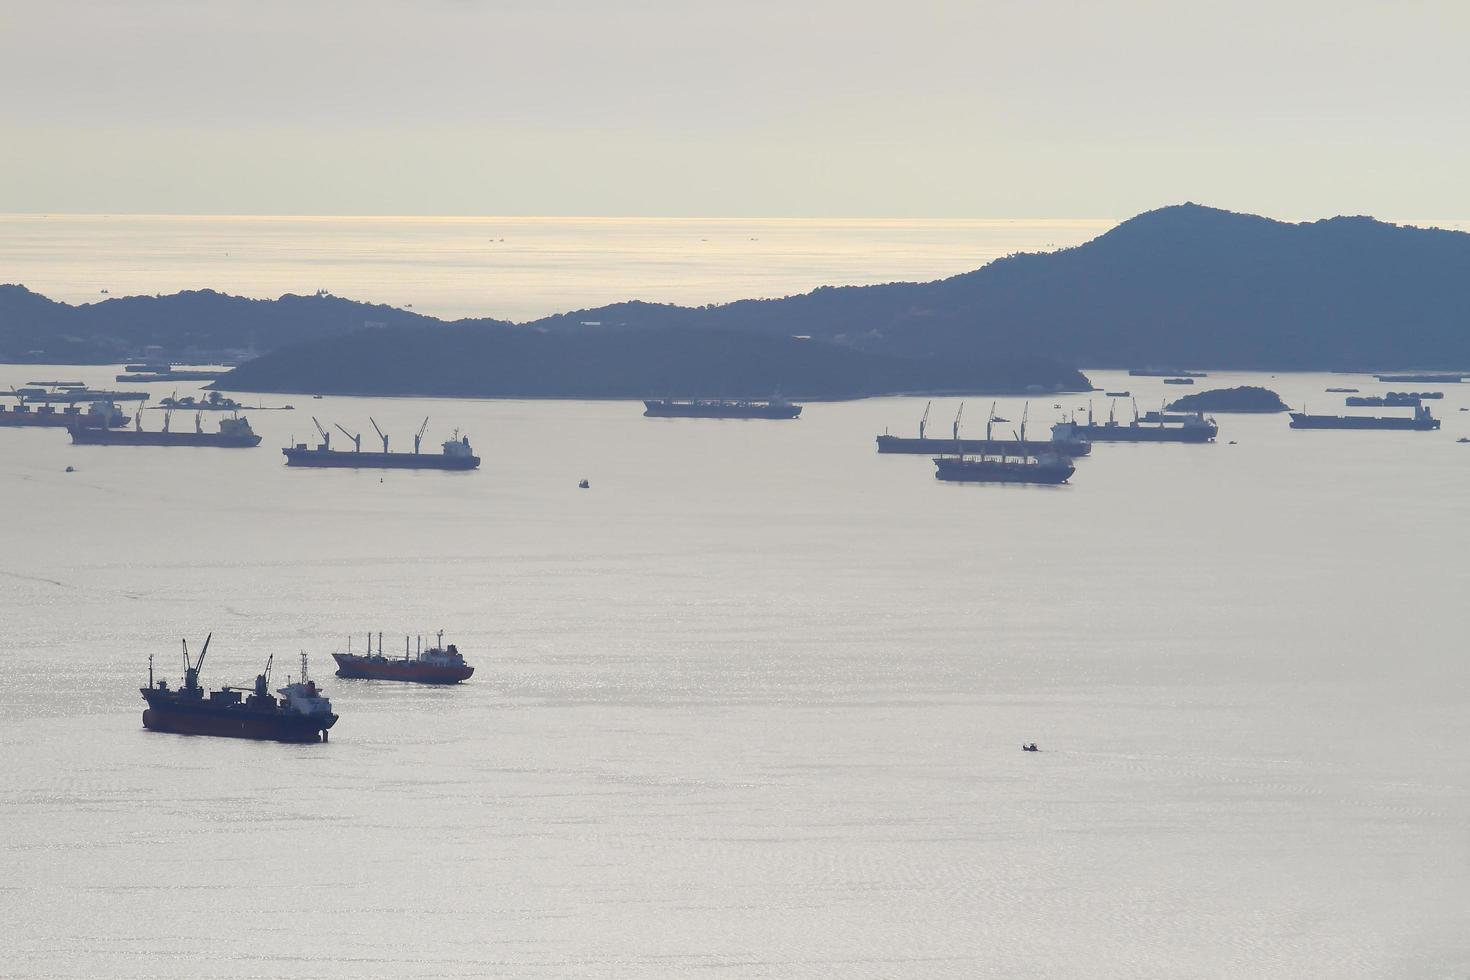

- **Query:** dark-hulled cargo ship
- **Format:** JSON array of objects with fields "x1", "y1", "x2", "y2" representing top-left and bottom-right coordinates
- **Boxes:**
[
  {"x1": 643, "y1": 397, "x2": 801, "y2": 419},
  {"x1": 333, "y1": 631, "x2": 475, "y2": 684},
  {"x1": 1072, "y1": 402, "x2": 1217, "y2": 443},
  {"x1": 140, "y1": 636, "x2": 338, "y2": 743},
  {"x1": 283, "y1": 416, "x2": 479, "y2": 470},
  {"x1": 877, "y1": 401, "x2": 1091, "y2": 457},
  {"x1": 0, "y1": 399, "x2": 127, "y2": 429},
  {"x1": 933, "y1": 452, "x2": 1074, "y2": 485},
  {"x1": 69, "y1": 412, "x2": 261, "y2": 447},
  {"x1": 1289, "y1": 404, "x2": 1441, "y2": 430}
]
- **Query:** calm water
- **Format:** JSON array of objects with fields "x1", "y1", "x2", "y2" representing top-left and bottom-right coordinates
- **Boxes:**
[
  {"x1": 2, "y1": 365, "x2": 1467, "y2": 978},
  {"x1": 0, "y1": 214, "x2": 1115, "y2": 322}
]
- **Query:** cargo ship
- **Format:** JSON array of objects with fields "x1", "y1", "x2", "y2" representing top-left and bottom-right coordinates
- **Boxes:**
[
  {"x1": 1345, "y1": 392, "x2": 1440, "y2": 406},
  {"x1": 333, "y1": 631, "x2": 475, "y2": 684},
  {"x1": 1289, "y1": 404, "x2": 1441, "y2": 430},
  {"x1": 140, "y1": 636, "x2": 338, "y2": 743},
  {"x1": 643, "y1": 396, "x2": 801, "y2": 419},
  {"x1": 933, "y1": 450, "x2": 1074, "y2": 485},
  {"x1": 877, "y1": 401, "x2": 1091, "y2": 457},
  {"x1": 17, "y1": 386, "x2": 149, "y2": 403},
  {"x1": 69, "y1": 411, "x2": 261, "y2": 447},
  {"x1": 1071, "y1": 401, "x2": 1217, "y2": 443},
  {"x1": 282, "y1": 417, "x2": 480, "y2": 470},
  {"x1": 0, "y1": 399, "x2": 127, "y2": 429},
  {"x1": 1129, "y1": 369, "x2": 1207, "y2": 378},
  {"x1": 1374, "y1": 374, "x2": 1463, "y2": 384}
]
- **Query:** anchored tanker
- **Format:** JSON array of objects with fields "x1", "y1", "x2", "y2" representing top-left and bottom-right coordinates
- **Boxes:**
[
  {"x1": 1289, "y1": 404, "x2": 1441, "y2": 430},
  {"x1": 877, "y1": 401, "x2": 1091, "y2": 457},
  {"x1": 283, "y1": 416, "x2": 480, "y2": 470},
  {"x1": 644, "y1": 395, "x2": 802, "y2": 419},
  {"x1": 933, "y1": 453, "x2": 1074, "y2": 485}
]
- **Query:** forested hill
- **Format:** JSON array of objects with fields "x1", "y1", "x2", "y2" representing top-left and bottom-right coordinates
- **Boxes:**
[
  {"x1": 528, "y1": 204, "x2": 1470, "y2": 370},
  {"x1": 7, "y1": 204, "x2": 1470, "y2": 374},
  {"x1": 0, "y1": 286, "x2": 477, "y2": 363},
  {"x1": 216, "y1": 325, "x2": 1089, "y2": 399}
]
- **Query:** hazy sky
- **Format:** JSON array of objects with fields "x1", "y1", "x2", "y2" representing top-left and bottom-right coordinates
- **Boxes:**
[{"x1": 3, "y1": 0, "x2": 1467, "y2": 218}]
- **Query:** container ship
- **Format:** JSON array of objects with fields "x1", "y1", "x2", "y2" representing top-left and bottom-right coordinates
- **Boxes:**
[
  {"x1": 333, "y1": 632, "x2": 475, "y2": 684},
  {"x1": 877, "y1": 401, "x2": 1091, "y2": 457},
  {"x1": 69, "y1": 412, "x2": 261, "y2": 447},
  {"x1": 140, "y1": 636, "x2": 338, "y2": 743},
  {"x1": 1289, "y1": 404, "x2": 1441, "y2": 430},
  {"x1": 282, "y1": 417, "x2": 480, "y2": 470},
  {"x1": 1071, "y1": 402, "x2": 1217, "y2": 443},
  {"x1": 0, "y1": 399, "x2": 127, "y2": 429},
  {"x1": 643, "y1": 397, "x2": 802, "y2": 419}
]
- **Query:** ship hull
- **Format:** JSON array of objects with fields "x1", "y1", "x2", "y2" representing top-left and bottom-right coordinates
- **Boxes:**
[
  {"x1": 1074, "y1": 424, "x2": 1216, "y2": 443},
  {"x1": 0, "y1": 411, "x2": 123, "y2": 429},
  {"x1": 1289, "y1": 414, "x2": 1440, "y2": 430},
  {"x1": 933, "y1": 458, "x2": 1074, "y2": 484},
  {"x1": 332, "y1": 653, "x2": 474, "y2": 683},
  {"x1": 877, "y1": 435, "x2": 1090, "y2": 457},
  {"x1": 70, "y1": 429, "x2": 261, "y2": 446},
  {"x1": 141, "y1": 705, "x2": 335, "y2": 742},
  {"x1": 283, "y1": 448, "x2": 480, "y2": 469},
  {"x1": 644, "y1": 401, "x2": 801, "y2": 419}
]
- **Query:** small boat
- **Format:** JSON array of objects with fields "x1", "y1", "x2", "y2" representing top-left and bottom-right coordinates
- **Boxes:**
[
  {"x1": 578, "y1": 479, "x2": 590, "y2": 489},
  {"x1": 1022, "y1": 743, "x2": 1039, "y2": 752}
]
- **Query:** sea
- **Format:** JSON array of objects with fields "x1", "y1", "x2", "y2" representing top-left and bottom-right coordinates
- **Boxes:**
[{"x1": 2, "y1": 217, "x2": 1469, "y2": 978}]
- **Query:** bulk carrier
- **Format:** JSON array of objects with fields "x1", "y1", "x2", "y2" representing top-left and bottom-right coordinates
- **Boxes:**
[
  {"x1": 1071, "y1": 401, "x2": 1217, "y2": 443},
  {"x1": 877, "y1": 401, "x2": 1091, "y2": 457},
  {"x1": 283, "y1": 417, "x2": 480, "y2": 470},
  {"x1": 332, "y1": 632, "x2": 475, "y2": 684},
  {"x1": 140, "y1": 636, "x2": 338, "y2": 743},
  {"x1": 0, "y1": 398, "x2": 127, "y2": 429},
  {"x1": 69, "y1": 410, "x2": 261, "y2": 447}
]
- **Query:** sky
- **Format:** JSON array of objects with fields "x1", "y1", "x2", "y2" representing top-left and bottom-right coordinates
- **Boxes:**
[{"x1": 2, "y1": 0, "x2": 1468, "y2": 219}]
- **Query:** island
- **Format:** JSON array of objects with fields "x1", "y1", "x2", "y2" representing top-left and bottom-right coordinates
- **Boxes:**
[{"x1": 1166, "y1": 386, "x2": 1289, "y2": 413}]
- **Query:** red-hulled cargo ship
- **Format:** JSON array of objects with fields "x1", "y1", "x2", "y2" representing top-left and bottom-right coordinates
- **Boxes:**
[{"x1": 332, "y1": 631, "x2": 475, "y2": 684}]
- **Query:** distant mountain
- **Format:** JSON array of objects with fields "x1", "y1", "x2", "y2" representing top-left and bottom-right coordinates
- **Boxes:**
[
  {"x1": 526, "y1": 204, "x2": 1470, "y2": 370},
  {"x1": 0, "y1": 285, "x2": 475, "y2": 363},
  {"x1": 7, "y1": 204, "x2": 1470, "y2": 390},
  {"x1": 216, "y1": 324, "x2": 1088, "y2": 399}
]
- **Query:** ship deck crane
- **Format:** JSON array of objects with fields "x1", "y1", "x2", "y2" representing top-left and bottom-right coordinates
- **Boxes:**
[
  {"x1": 918, "y1": 400, "x2": 931, "y2": 439},
  {"x1": 370, "y1": 417, "x2": 389, "y2": 454},
  {"x1": 311, "y1": 416, "x2": 330, "y2": 450},
  {"x1": 413, "y1": 417, "x2": 429, "y2": 454},
  {"x1": 334, "y1": 423, "x2": 362, "y2": 453}
]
